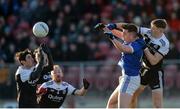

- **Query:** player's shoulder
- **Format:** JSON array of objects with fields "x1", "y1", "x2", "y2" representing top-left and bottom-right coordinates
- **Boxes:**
[
  {"x1": 159, "y1": 34, "x2": 169, "y2": 47},
  {"x1": 45, "y1": 80, "x2": 54, "y2": 86},
  {"x1": 139, "y1": 27, "x2": 151, "y2": 35},
  {"x1": 16, "y1": 66, "x2": 22, "y2": 75},
  {"x1": 61, "y1": 81, "x2": 70, "y2": 86},
  {"x1": 131, "y1": 38, "x2": 145, "y2": 47}
]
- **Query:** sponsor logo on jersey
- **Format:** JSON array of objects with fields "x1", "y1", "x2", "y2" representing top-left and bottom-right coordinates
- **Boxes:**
[
  {"x1": 43, "y1": 74, "x2": 51, "y2": 80},
  {"x1": 48, "y1": 94, "x2": 63, "y2": 102},
  {"x1": 28, "y1": 79, "x2": 38, "y2": 86}
]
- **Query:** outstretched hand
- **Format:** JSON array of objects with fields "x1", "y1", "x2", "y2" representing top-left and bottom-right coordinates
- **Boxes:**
[
  {"x1": 104, "y1": 32, "x2": 115, "y2": 40},
  {"x1": 94, "y1": 23, "x2": 105, "y2": 31},
  {"x1": 83, "y1": 78, "x2": 90, "y2": 90}
]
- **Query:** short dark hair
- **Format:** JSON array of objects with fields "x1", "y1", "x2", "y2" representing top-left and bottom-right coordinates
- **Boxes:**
[
  {"x1": 15, "y1": 49, "x2": 32, "y2": 64},
  {"x1": 151, "y1": 19, "x2": 167, "y2": 29},
  {"x1": 122, "y1": 24, "x2": 138, "y2": 33}
]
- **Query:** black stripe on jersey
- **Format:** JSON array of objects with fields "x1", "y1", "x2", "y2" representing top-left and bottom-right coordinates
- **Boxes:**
[
  {"x1": 72, "y1": 89, "x2": 77, "y2": 95},
  {"x1": 159, "y1": 39, "x2": 166, "y2": 47},
  {"x1": 138, "y1": 27, "x2": 141, "y2": 34},
  {"x1": 146, "y1": 44, "x2": 165, "y2": 57}
]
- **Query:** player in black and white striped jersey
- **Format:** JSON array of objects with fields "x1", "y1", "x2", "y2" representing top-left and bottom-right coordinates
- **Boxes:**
[
  {"x1": 37, "y1": 65, "x2": 90, "y2": 108},
  {"x1": 130, "y1": 19, "x2": 170, "y2": 108},
  {"x1": 15, "y1": 46, "x2": 46, "y2": 108}
]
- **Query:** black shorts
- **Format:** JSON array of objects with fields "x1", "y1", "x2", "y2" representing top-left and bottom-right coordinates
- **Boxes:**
[{"x1": 140, "y1": 67, "x2": 164, "y2": 90}]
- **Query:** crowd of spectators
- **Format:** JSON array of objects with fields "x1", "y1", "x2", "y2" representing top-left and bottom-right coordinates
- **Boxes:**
[{"x1": 0, "y1": 0, "x2": 179, "y2": 63}]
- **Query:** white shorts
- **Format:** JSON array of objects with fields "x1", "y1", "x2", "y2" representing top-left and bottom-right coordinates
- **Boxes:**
[{"x1": 119, "y1": 75, "x2": 140, "y2": 95}]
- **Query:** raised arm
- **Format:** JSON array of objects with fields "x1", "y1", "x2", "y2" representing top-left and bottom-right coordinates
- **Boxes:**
[
  {"x1": 30, "y1": 48, "x2": 44, "y2": 80},
  {"x1": 106, "y1": 23, "x2": 129, "y2": 30},
  {"x1": 41, "y1": 43, "x2": 53, "y2": 71},
  {"x1": 144, "y1": 48, "x2": 163, "y2": 65},
  {"x1": 104, "y1": 32, "x2": 133, "y2": 53},
  {"x1": 74, "y1": 79, "x2": 90, "y2": 96}
]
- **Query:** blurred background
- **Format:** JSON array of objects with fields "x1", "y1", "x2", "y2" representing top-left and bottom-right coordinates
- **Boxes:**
[{"x1": 0, "y1": 0, "x2": 180, "y2": 108}]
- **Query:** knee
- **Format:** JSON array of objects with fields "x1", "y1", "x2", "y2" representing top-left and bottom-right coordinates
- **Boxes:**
[
  {"x1": 107, "y1": 97, "x2": 118, "y2": 108},
  {"x1": 108, "y1": 98, "x2": 117, "y2": 106}
]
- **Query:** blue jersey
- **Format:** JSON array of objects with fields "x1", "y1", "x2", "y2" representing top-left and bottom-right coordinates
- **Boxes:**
[{"x1": 118, "y1": 38, "x2": 145, "y2": 76}]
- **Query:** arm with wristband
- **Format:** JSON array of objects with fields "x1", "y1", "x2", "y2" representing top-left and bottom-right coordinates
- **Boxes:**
[
  {"x1": 104, "y1": 32, "x2": 133, "y2": 53},
  {"x1": 41, "y1": 43, "x2": 54, "y2": 71},
  {"x1": 73, "y1": 78, "x2": 90, "y2": 96}
]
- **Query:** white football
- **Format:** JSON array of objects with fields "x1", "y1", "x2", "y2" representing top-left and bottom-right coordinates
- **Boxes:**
[{"x1": 32, "y1": 22, "x2": 49, "y2": 37}]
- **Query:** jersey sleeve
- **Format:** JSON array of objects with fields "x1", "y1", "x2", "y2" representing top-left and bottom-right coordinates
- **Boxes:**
[
  {"x1": 67, "y1": 83, "x2": 76, "y2": 95},
  {"x1": 39, "y1": 82, "x2": 47, "y2": 88},
  {"x1": 37, "y1": 83, "x2": 47, "y2": 95},
  {"x1": 158, "y1": 39, "x2": 170, "y2": 56},
  {"x1": 130, "y1": 39, "x2": 145, "y2": 53},
  {"x1": 139, "y1": 27, "x2": 151, "y2": 36}
]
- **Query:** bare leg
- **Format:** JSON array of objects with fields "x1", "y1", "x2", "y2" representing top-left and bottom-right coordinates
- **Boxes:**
[
  {"x1": 152, "y1": 89, "x2": 163, "y2": 108},
  {"x1": 106, "y1": 85, "x2": 119, "y2": 108},
  {"x1": 130, "y1": 85, "x2": 146, "y2": 108},
  {"x1": 106, "y1": 76, "x2": 122, "y2": 108},
  {"x1": 118, "y1": 93, "x2": 132, "y2": 108}
]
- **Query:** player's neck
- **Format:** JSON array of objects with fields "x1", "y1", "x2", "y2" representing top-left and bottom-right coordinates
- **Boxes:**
[
  {"x1": 22, "y1": 65, "x2": 32, "y2": 69},
  {"x1": 153, "y1": 32, "x2": 163, "y2": 39},
  {"x1": 54, "y1": 80, "x2": 62, "y2": 84}
]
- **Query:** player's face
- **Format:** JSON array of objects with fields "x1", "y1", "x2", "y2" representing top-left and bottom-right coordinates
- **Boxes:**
[
  {"x1": 34, "y1": 48, "x2": 48, "y2": 66},
  {"x1": 22, "y1": 54, "x2": 34, "y2": 68},
  {"x1": 123, "y1": 30, "x2": 134, "y2": 43},
  {"x1": 51, "y1": 66, "x2": 63, "y2": 82},
  {"x1": 151, "y1": 24, "x2": 162, "y2": 36}
]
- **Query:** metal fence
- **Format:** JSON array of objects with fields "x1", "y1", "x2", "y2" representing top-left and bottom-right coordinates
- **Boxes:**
[{"x1": 0, "y1": 60, "x2": 180, "y2": 107}]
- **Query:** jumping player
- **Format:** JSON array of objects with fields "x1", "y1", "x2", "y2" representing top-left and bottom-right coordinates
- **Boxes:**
[
  {"x1": 102, "y1": 24, "x2": 145, "y2": 108},
  {"x1": 15, "y1": 47, "x2": 45, "y2": 107},
  {"x1": 130, "y1": 19, "x2": 169, "y2": 108},
  {"x1": 37, "y1": 65, "x2": 90, "y2": 108}
]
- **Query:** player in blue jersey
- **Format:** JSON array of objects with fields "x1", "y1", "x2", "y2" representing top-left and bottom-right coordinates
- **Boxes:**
[{"x1": 103, "y1": 24, "x2": 145, "y2": 108}]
